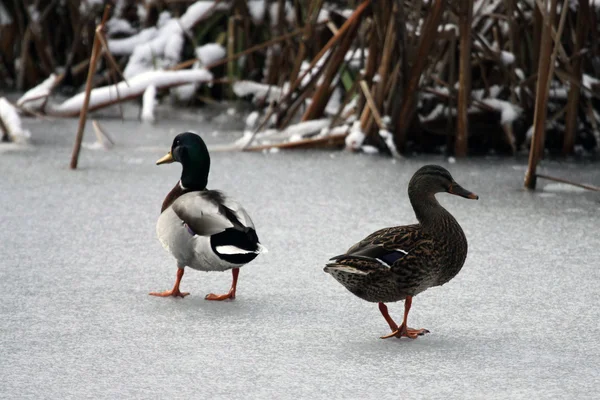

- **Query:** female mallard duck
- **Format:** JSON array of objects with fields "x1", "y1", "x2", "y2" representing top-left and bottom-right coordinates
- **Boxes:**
[
  {"x1": 150, "y1": 132, "x2": 266, "y2": 300},
  {"x1": 324, "y1": 165, "x2": 478, "y2": 339}
]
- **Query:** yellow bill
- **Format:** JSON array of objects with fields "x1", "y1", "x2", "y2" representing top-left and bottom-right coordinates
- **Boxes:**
[{"x1": 156, "y1": 152, "x2": 174, "y2": 165}]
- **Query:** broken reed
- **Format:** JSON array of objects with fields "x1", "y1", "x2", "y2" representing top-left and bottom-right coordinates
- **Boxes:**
[{"x1": 2, "y1": 0, "x2": 599, "y2": 158}]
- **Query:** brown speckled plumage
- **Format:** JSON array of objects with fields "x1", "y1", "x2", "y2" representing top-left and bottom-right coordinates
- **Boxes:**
[{"x1": 324, "y1": 165, "x2": 478, "y2": 339}]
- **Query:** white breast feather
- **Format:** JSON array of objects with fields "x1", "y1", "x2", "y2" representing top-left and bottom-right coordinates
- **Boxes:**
[{"x1": 157, "y1": 191, "x2": 261, "y2": 272}]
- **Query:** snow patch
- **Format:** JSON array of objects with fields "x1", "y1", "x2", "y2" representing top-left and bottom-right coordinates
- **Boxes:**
[
  {"x1": 196, "y1": 44, "x2": 226, "y2": 65},
  {"x1": 526, "y1": 125, "x2": 534, "y2": 141},
  {"x1": 480, "y1": 99, "x2": 521, "y2": 124},
  {"x1": 245, "y1": 111, "x2": 260, "y2": 130},
  {"x1": 439, "y1": 24, "x2": 458, "y2": 35},
  {"x1": 379, "y1": 129, "x2": 401, "y2": 159},
  {"x1": 50, "y1": 69, "x2": 213, "y2": 115},
  {"x1": 583, "y1": 74, "x2": 600, "y2": 96},
  {"x1": 141, "y1": 85, "x2": 156, "y2": 122},
  {"x1": 500, "y1": 51, "x2": 515, "y2": 66},
  {"x1": 543, "y1": 183, "x2": 587, "y2": 193},
  {"x1": 106, "y1": 18, "x2": 136, "y2": 36},
  {"x1": 247, "y1": 1, "x2": 266, "y2": 23},
  {"x1": 27, "y1": 5, "x2": 40, "y2": 23},
  {"x1": 515, "y1": 68, "x2": 525, "y2": 80},
  {"x1": 16, "y1": 74, "x2": 59, "y2": 112},
  {"x1": 345, "y1": 121, "x2": 365, "y2": 150},
  {"x1": 283, "y1": 119, "x2": 331, "y2": 139},
  {"x1": 0, "y1": 98, "x2": 31, "y2": 143},
  {"x1": 0, "y1": 2, "x2": 13, "y2": 25},
  {"x1": 361, "y1": 145, "x2": 379, "y2": 154},
  {"x1": 118, "y1": 1, "x2": 230, "y2": 78},
  {"x1": 233, "y1": 81, "x2": 283, "y2": 103},
  {"x1": 107, "y1": 28, "x2": 159, "y2": 56}
]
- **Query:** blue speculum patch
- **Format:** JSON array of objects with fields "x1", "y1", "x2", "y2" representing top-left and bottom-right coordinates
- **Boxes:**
[
  {"x1": 378, "y1": 251, "x2": 406, "y2": 266},
  {"x1": 183, "y1": 222, "x2": 195, "y2": 236}
]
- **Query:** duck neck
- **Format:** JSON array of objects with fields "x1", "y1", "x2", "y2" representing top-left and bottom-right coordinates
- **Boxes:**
[
  {"x1": 409, "y1": 190, "x2": 456, "y2": 234},
  {"x1": 160, "y1": 164, "x2": 208, "y2": 213},
  {"x1": 180, "y1": 165, "x2": 208, "y2": 191}
]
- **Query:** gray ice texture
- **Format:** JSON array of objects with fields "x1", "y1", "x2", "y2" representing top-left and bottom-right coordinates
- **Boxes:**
[{"x1": 1, "y1": 106, "x2": 599, "y2": 399}]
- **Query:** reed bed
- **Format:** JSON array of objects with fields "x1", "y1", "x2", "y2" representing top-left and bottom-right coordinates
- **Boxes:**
[{"x1": 1, "y1": 0, "x2": 599, "y2": 168}]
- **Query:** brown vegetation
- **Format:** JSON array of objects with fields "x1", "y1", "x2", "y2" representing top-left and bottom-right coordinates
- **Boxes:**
[{"x1": 1, "y1": 1, "x2": 599, "y2": 182}]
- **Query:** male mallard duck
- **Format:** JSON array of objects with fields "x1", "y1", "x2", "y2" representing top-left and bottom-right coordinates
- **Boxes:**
[
  {"x1": 324, "y1": 165, "x2": 478, "y2": 339},
  {"x1": 150, "y1": 132, "x2": 266, "y2": 300}
]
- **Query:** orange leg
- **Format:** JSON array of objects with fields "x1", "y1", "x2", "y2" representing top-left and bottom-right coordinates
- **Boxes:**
[
  {"x1": 378, "y1": 302, "x2": 399, "y2": 332},
  {"x1": 205, "y1": 268, "x2": 239, "y2": 301},
  {"x1": 379, "y1": 296, "x2": 430, "y2": 339},
  {"x1": 149, "y1": 268, "x2": 190, "y2": 298}
]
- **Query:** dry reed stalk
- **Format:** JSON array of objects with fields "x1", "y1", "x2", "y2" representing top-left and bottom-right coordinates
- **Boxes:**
[
  {"x1": 394, "y1": 0, "x2": 407, "y2": 95},
  {"x1": 289, "y1": 0, "x2": 370, "y2": 96},
  {"x1": 536, "y1": 174, "x2": 600, "y2": 192},
  {"x1": 69, "y1": 5, "x2": 111, "y2": 170},
  {"x1": 252, "y1": 49, "x2": 335, "y2": 138},
  {"x1": 394, "y1": 0, "x2": 445, "y2": 152},
  {"x1": 357, "y1": 4, "x2": 395, "y2": 142},
  {"x1": 289, "y1": 0, "x2": 324, "y2": 85},
  {"x1": 329, "y1": 77, "x2": 359, "y2": 128},
  {"x1": 532, "y1": 3, "x2": 543, "y2": 76},
  {"x1": 591, "y1": 11, "x2": 600, "y2": 77},
  {"x1": 91, "y1": 120, "x2": 115, "y2": 148},
  {"x1": 384, "y1": 60, "x2": 401, "y2": 117},
  {"x1": 372, "y1": 8, "x2": 396, "y2": 118},
  {"x1": 277, "y1": 49, "x2": 334, "y2": 128},
  {"x1": 96, "y1": 33, "x2": 128, "y2": 86},
  {"x1": 356, "y1": 22, "x2": 380, "y2": 133},
  {"x1": 301, "y1": 25, "x2": 359, "y2": 120},
  {"x1": 173, "y1": 24, "x2": 327, "y2": 71},
  {"x1": 455, "y1": 0, "x2": 473, "y2": 157},
  {"x1": 448, "y1": 31, "x2": 457, "y2": 152},
  {"x1": 562, "y1": 0, "x2": 590, "y2": 155},
  {"x1": 407, "y1": 0, "x2": 424, "y2": 51},
  {"x1": 534, "y1": 0, "x2": 568, "y2": 160},
  {"x1": 301, "y1": 3, "x2": 367, "y2": 121},
  {"x1": 524, "y1": 0, "x2": 557, "y2": 189},
  {"x1": 389, "y1": 0, "x2": 409, "y2": 135},
  {"x1": 52, "y1": 58, "x2": 92, "y2": 88},
  {"x1": 540, "y1": 4, "x2": 572, "y2": 71},
  {"x1": 245, "y1": 132, "x2": 348, "y2": 152},
  {"x1": 94, "y1": 27, "x2": 130, "y2": 121},
  {"x1": 359, "y1": 80, "x2": 385, "y2": 129},
  {"x1": 507, "y1": 0, "x2": 520, "y2": 67},
  {"x1": 235, "y1": 1, "x2": 255, "y2": 73},
  {"x1": 264, "y1": 0, "x2": 287, "y2": 86},
  {"x1": 227, "y1": 16, "x2": 236, "y2": 97},
  {"x1": 424, "y1": 84, "x2": 500, "y2": 115},
  {"x1": 501, "y1": 124, "x2": 517, "y2": 154},
  {"x1": 30, "y1": 1, "x2": 57, "y2": 76},
  {"x1": 17, "y1": 26, "x2": 33, "y2": 91}
]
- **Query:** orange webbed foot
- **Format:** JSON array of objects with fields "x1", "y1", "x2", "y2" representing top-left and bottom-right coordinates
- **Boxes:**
[
  {"x1": 149, "y1": 289, "x2": 190, "y2": 298},
  {"x1": 380, "y1": 325, "x2": 430, "y2": 339},
  {"x1": 204, "y1": 291, "x2": 235, "y2": 301},
  {"x1": 205, "y1": 269, "x2": 239, "y2": 301}
]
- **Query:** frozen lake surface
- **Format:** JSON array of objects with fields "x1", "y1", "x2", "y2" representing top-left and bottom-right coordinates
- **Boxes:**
[{"x1": 2, "y1": 109, "x2": 600, "y2": 399}]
